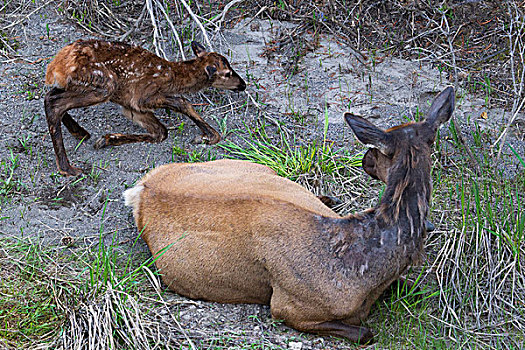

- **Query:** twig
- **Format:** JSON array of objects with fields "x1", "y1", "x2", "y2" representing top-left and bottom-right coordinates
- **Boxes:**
[
  {"x1": 179, "y1": 0, "x2": 212, "y2": 50},
  {"x1": 145, "y1": 0, "x2": 165, "y2": 58},
  {"x1": 493, "y1": 98, "x2": 525, "y2": 154},
  {"x1": 1, "y1": 0, "x2": 54, "y2": 30},
  {"x1": 213, "y1": 0, "x2": 244, "y2": 29},
  {"x1": 243, "y1": 5, "x2": 268, "y2": 27},
  {"x1": 154, "y1": 0, "x2": 186, "y2": 60},
  {"x1": 319, "y1": 20, "x2": 368, "y2": 68},
  {"x1": 142, "y1": 266, "x2": 197, "y2": 350},
  {"x1": 433, "y1": 10, "x2": 481, "y2": 172},
  {"x1": 119, "y1": 3, "x2": 147, "y2": 41},
  {"x1": 495, "y1": 2, "x2": 525, "y2": 158}
]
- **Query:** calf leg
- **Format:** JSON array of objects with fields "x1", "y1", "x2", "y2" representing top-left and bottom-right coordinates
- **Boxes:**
[
  {"x1": 163, "y1": 96, "x2": 220, "y2": 144},
  {"x1": 62, "y1": 113, "x2": 90, "y2": 140},
  {"x1": 44, "y1": 87, "x2": 109, "y2": 176},
  {"x1": 93, "y1": 109, "x2": 167, "y2": 149}
]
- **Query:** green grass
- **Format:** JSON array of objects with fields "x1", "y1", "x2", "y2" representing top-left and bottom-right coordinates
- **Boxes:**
[
  {"x1": 219, "y1": 124, "x2": 362, "y2": 180},
  {"x1": 0, "y1": 237, "x2": 72, "y2": 346},
  {"x1": 0, "y1": 150, "x2": 23, "y2": 202},
  {"x1": 423, "y1": 135, "x2": 525, "y2": 348},
  {"x1": 0, "y1": 199, "x2": 169, "y2": 349}
]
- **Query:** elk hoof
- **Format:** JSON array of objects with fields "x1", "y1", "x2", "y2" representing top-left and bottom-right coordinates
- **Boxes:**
[
  {"x1": 60, "y1": 165, "x2": 83, "y2": 177},
  {"x1": 356, "y1": 327, "x2": 374, "y2": 345},
  {"x1": 94, "y1": 136, "x2": 108, "y2": 150}
]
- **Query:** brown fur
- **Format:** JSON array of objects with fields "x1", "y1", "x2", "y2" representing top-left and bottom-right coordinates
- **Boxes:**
[
  {"x1": 124, "y1": 87, "x2": 455, "y2": 343},
  {"x1": 44, "y1": 39, "x2": 246, "y2": 176}
]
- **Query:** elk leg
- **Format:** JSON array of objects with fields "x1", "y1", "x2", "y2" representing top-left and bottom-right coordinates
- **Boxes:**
[
  {"x1": 270, "y1": 289, "x2": 374, "y2": 344},
  {"x1": 279, "y1": 317, "x2": 374, "y2": 344},
  {"x1": 304, "y1": 320, "x2": 374, "y2": 344},
  {"x1": 44, "y1": 87, "x2": 109, "y2": 176},
  {"x1": 62, "y1": 113, "x2": 90, "y2": 140},
  {"x1": 164, "y1": 96, "x2": 220, "y2": 144},
  {"x1": 93, "y1": 109, "x2": 167, "y2": 149}
]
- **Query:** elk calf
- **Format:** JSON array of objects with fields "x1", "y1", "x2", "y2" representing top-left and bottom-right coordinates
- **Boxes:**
[
  {"x1": 124, "y1": 88, "x2": 455, "y2": 343},
  {"x1": 44, "y1": 39, "x2": 246, "y2": 176}
]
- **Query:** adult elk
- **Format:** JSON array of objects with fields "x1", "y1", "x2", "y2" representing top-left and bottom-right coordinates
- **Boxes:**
[
  {"x1": 124, "y1": 87, "x2": 455, "y2": 343},
  {"x1": 44, "y1": 39, "x2": 246, "y2": 176}
]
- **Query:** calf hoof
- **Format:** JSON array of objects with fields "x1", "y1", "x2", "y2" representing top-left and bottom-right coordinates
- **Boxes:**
[
  {"x1": 202, "y1": 130, "x2": 221, "y2": 145},
  {"x1": 355, "y1": 327, "x2": 374, "y2": 345},
  {"x1": 59, "y1": 165, "x2": 83, "y2": 177},
  {"x1": 71, "y1": 130, "x2": 91, "y2": 141}
]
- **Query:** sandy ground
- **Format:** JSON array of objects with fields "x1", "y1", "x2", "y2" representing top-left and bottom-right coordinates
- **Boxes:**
[{"x1": 1, "y1": 2, "x2": 524, "y2": 349}]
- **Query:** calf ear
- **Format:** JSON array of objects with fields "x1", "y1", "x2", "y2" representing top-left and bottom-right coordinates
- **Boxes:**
[
  {"x1": 191, "y1": 41, "x2": 207, "y2": 57},
  {"x1": 424, "y1": 87, "x2": 455, "y2": 134},
  {"x1": 344, "y1": 113, "x2": 394, "y2": 156},
  {"x1": 205, "y1": 65, "x2": 217, "y2": 79}
]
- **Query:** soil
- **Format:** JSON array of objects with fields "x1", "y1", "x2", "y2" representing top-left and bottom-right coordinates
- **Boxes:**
[{"x1": 1, "y1": 2, "x2": 524, "y2": 349}]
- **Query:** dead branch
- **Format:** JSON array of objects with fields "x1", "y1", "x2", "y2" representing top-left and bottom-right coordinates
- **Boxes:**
[{"x1": 495, "y1": 2, "x2": 525, "y2": 158}]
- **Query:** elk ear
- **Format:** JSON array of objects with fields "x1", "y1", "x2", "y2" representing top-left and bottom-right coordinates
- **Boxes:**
[
  {"x1": 362, "y1": 149, "x2": 380, "y2": 180},
  {"x1": 424, "y1": 87, "x2": 455, "y2": 137},
  {"x1": 205, "y1": 65, "x2": 217, "y2": 79},
  {"x1": 191, "y1": 41, "x2": 207, "y2": 57},
  {"x1": 344, "y1": 113, "x2": 394, "y2": 156}
]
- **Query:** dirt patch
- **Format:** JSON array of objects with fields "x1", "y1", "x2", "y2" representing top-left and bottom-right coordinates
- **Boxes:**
[
  {"x1": 37, "y1": 185, "x2": 85, "y2": 209},
  {"x1": 0, "y1": 1, "x2": 524, "y2": 349}
]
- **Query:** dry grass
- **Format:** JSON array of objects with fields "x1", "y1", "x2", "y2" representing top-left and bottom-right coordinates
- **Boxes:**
[{"x1": 1, "y1": 0, "x2": 524, "y2": 349}]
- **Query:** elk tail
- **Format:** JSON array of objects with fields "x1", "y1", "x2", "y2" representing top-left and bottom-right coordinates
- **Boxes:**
[{"x1": 123, "y1": 184, "x2": 144, "y2": 212}]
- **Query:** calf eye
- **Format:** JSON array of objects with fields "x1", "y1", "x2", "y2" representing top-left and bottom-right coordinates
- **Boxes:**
[{"x1": 225, "y1": 72, "x2": 232, "y2": 78}]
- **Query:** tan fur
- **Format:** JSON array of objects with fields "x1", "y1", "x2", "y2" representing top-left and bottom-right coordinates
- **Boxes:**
[{"x1": 124, "y1": 88, "x2": 455, "y2": 343}]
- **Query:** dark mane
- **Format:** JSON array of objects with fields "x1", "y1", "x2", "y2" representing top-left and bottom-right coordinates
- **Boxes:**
[{"x1": 377, "y1": 141, "x2": 432, "y2": 239}]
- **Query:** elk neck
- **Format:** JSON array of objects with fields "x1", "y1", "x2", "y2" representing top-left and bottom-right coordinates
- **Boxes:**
[
  {"x1": 166, "y1": 58, "x2": 213, "y2": 94},
  {"x1": 319, "y1": 142, "x2": 432, "y2": 279},
  {"x1": 376, "y1": 141, "x2": 432, "y2": 244}
]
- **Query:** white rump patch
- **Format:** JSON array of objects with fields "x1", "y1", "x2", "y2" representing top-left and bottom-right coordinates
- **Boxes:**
[{"x1": 123, "y1": 184, "x2": 144, "y2": 210}]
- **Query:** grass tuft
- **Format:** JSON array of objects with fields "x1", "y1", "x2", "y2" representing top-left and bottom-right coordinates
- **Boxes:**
[{"x1": 219, "y1": 126, "x2": 362, "y2": 181}]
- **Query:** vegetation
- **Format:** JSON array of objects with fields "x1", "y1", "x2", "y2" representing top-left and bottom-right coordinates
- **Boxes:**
[{"x1": 0, "y1": 0, "x2": 523, "y2": 349}]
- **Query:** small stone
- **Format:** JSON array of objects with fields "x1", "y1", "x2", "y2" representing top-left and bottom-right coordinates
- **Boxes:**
[{"x1": 288, "y1": 341, "x2": 302, "y2": 350}]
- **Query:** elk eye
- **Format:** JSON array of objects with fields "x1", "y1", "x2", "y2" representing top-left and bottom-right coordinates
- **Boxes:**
[{"x1": 225, "y1": 72, "x2": 231, "y2": 78}]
